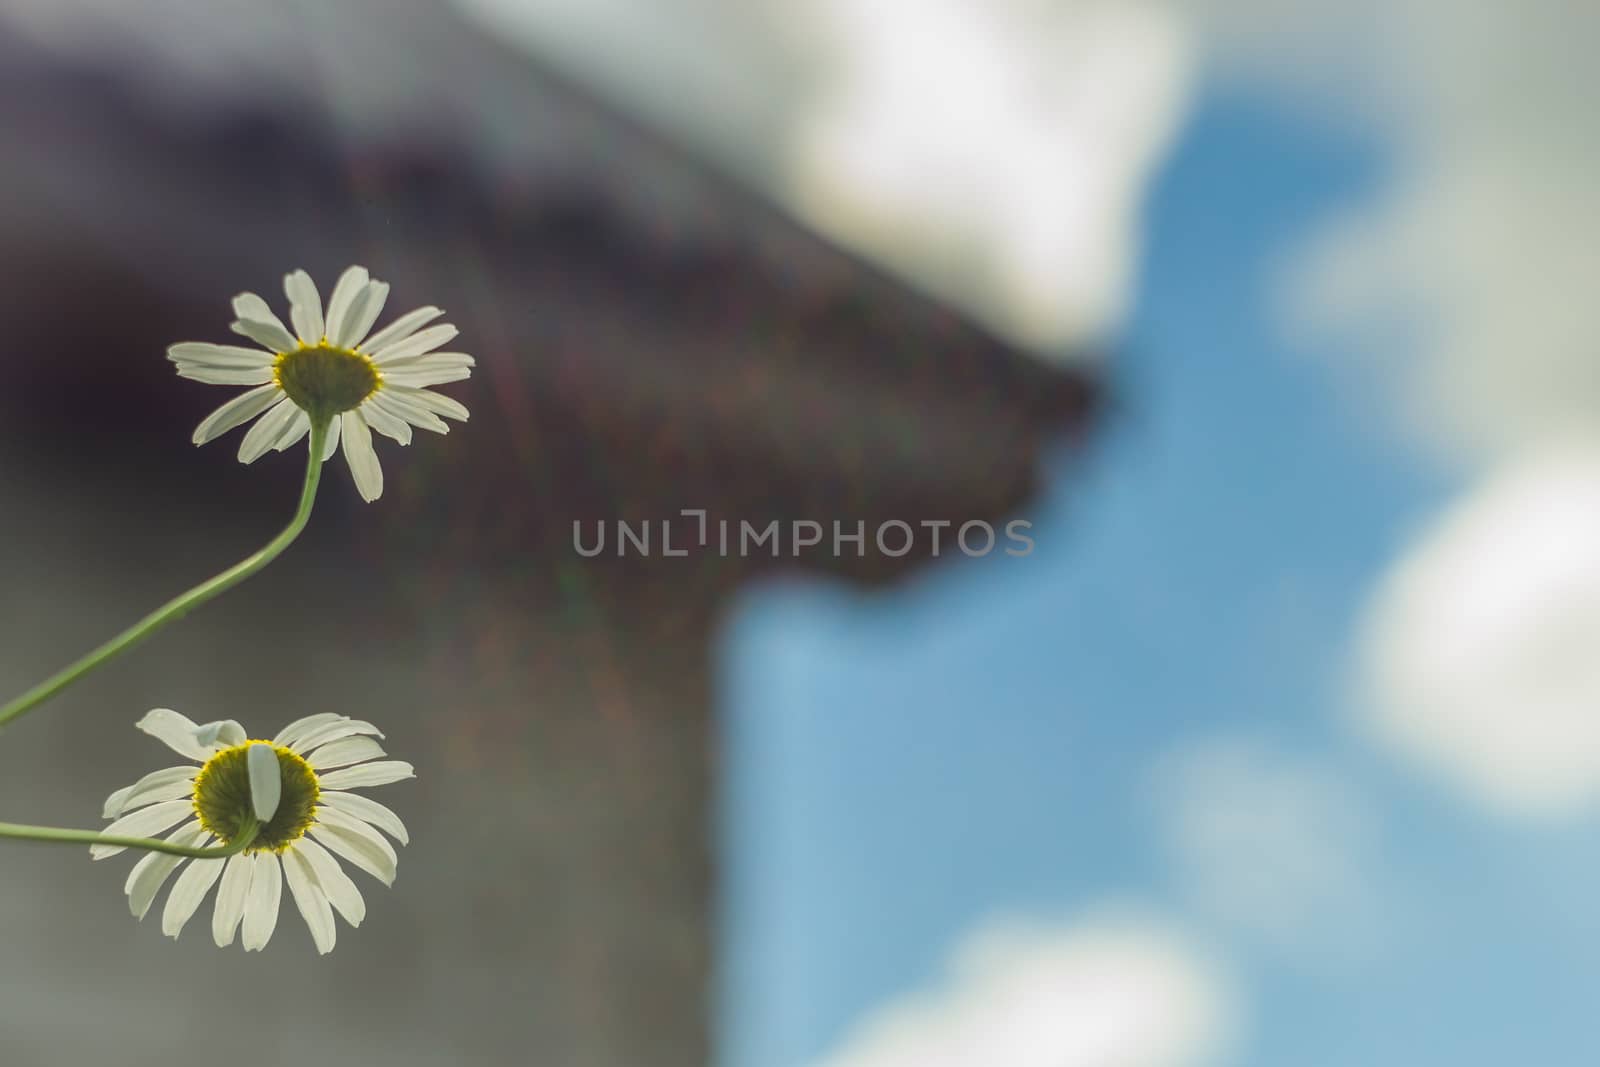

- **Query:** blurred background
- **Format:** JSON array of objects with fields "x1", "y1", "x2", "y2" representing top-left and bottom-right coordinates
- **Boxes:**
[{"x1": 1, "y1": 1, "x2": 1597, "y2": 1065}]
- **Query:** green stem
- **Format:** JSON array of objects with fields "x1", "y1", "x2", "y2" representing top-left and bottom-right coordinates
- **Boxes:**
[
  {"x1": 0, "y1": 419, "x2": 329, "y2": 731},
  {"x1": 0, "y1": 813, "x2": 259, "y2": 858}
]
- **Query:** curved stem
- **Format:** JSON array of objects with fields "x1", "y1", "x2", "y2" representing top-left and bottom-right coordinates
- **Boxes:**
[
  {"x1": 0, "y1": 419, "x2": 329, "y2": 730},
  {"x1": 0, "y1": 813, "x2": 260, "y2": 858}
]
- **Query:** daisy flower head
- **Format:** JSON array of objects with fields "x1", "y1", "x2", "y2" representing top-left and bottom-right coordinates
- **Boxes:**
[
  {"x1": 95, "y1": 709, "x2": 415, "y2": 954},
  {"x1": 168, "y1": 266, "x2": 472, "y2": 502}
]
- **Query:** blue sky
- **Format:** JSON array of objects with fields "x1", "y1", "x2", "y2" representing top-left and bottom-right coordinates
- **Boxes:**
[{"x1": 716, "y1": 90, "x2": 1600, "y2": 1067}]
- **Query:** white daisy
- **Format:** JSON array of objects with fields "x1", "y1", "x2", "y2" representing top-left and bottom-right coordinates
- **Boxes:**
[
  {"x1": 168, "y1": 266, "x2": 472, "y2": 502},
  {"x1": 95, "y1": 708, "x2": 415, "y2": 954}
]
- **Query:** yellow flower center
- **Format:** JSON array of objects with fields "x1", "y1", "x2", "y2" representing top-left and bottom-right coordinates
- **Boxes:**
[
  {"x1": 272, "y1": 343, "x2": 381, "y2": 419},
  {"x1": 193, "y1": 742, "x2": 320, "y2": 853}
]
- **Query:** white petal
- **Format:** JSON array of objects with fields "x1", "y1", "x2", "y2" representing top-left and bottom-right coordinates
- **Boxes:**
[
  {"x1": 317, "y1": 760, "x2": 415, "y2": 791},
  {"x1": 340, "y1": 411, "x2": 384, "y2": 502},
  {"x1": 100, "y1": 785, "x2": 133, "y2": 818},
  {"x1": 124, "y1": 823, "x2": 208, "y2": 920},
  {"x1": 394, "y1": 386, "x2": 469, "y2": 423},
  {"x1": 129, "y1": 854, "x2": 189, "y2": 919},
  {"x1": 370, "y1": 390, "x2": 448, "y2": 435},
  {"x1": 284, "y1": 269, "x2": 325, "y2": 343},
  {"x1": 330, "y1": 286, "x2": 371, "y2": 349},
  {"x1": 192, "y1": 384, "x2": 285, "y2": 445},
  {"x1": 358, "y1": 396, "x2": 413, "y2": 445},
  {"x1": 92, "y1": 800, "x2": 195, "y2": 860},
  {"x1": 293, "y1": 838, "x2": 366, "y2": 926},
  {"x1": 372, "y1": 324, "x2": 457, "y2": 364},
  {"x1": 162, "y1": 849, "x2": 225, "y2": 938},
  {"x1": 359, "y1": 305, "x2": 442, "y2": 353},
  {"x1": 344, "y1": 281, "x2": 390, "y2": 347},
  {"x1": 322, "y1": 266, "x2": 369, "y2": 347},
  {"x1": 247, "y1": 743, "x2": 283, "y2": 823},
  {"x1": 339, "y1": 295, "x2": 374, "y2": 351},
  {"x1": 241, "y1": 852, "x2": 284, "y2": 951},
  {"x1": 283, "y1": 845, "x2": 337, "y2": 954},
  {"x1": 321, "y1": 791, "x2": 409, "y2": 845},
  {"x1": 313, "y1": 806, "x2": 397, "y2": 863},
  {"x1": 230, "y1": 293, "x2": 297, "y2": 352},
  {"x1": 230, "y1": 318, "x2": 299, "y2": 353},
  {"x1": 272, "y1": 408, "x2": 312, "y2": 452},
  {"x1": 307, "y1": 736, "x2": 386, "y2": 770},
  {"x1": 231, "y1": 292, "x2": 291, "y2": 335},
  {"x1": 170, "y1": 357, "x2": 272, "y2": 378},
  {"x1": 379, "y1": 351, "x2": 476, "y2": 371},
  {"x1": 273, "y1": 712, "x2": 343, "y2": 748},
  {"x1": 238, "y1": 397, "x2": 300, "y2": 464},
  {"x1": 178, "y1": 365, "x2": 275, "y2": 386},
  {"x1": 167, "y1": 343, "x2": 275, "y2": 369},
  {"x1": 379, "y1": 365, "x2": 472, "y2": 388},
  {"x1": 194, "y1": 719, "x2": 246, "y2": 749},
  {"x1": 212, "y1": 853, "x2": 254, "y2": 947},
  {"x1": 309, "y1": 823, "x2": 396, "y2": 886},
  {"x1": 136, "y1": 708, "x2": 217, "y2": 761},
  {"x1": 321, "y1": 410, "x2": 342, "y2": 461},
  {"x1": 292, "y1": 718, "x2": 384, "y2": 754},
  {"x1": 103, "y1": 766, "x2": 195, "y2": 818}
]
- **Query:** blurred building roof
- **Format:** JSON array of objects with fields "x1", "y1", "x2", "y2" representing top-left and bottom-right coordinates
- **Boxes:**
[{"x1": 0, "y1": 16, "x2": 1097, "y2": 593}]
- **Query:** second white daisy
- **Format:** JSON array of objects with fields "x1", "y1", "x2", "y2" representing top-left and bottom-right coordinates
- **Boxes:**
[
  {"x1": 96, "y1": 708, "x2": 415, "y2": 954},
  {"x1": 168, "y1": 265, "x2": 472, "y2": 502}
]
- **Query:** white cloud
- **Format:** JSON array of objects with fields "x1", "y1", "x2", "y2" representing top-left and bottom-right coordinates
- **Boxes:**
[
  {"x1": 456, "y1": 0, "x2": 1195, "y2": 357},
  {"x1": 811, "y1": 914, "x2": 1234, "y2": 1067},
  {"x1": 1152, "y1": 739, "x2": 1379, "y2": 958},
  {"x1": 1358, "y1": 440, "x2": 1600, "y2": 817},
  {"x1": 1168, "y1": 1, "x2": 1600, "y2": 821},
  {"x1": 1236, "y1": 0, "x2": 1600, "y2": 465},
  {"x1": 1291, "y1": 157, "x2": 1600, "y2": 466},
  {"x1": 464, "y1": 0, "x2": 1196, "y2": 356},
  {"x1": 783, "y1": 0, "x2": 1193, "y2": 356}
]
